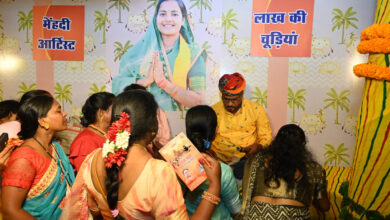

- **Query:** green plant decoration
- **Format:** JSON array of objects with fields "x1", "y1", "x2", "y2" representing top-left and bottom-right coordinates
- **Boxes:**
[
  {"x1": 17, "y1": 10, "x2": 33, "y2": 43},
  {"x1": 17, "y1": 82, "x2": 36, "y2": 99},
  {"x1": 287, "y1": 88, "x2": 306, "y2": 123},
  {"x1": 190, "y1": 0, "x2": 212, "y2": 23},
  {"x1": 331, "y1": 7, "x2": 359, "y2": 44},
  {"x1": 94, "y1": 10, "x2": 110, "y2": 44},
  {"x1": 222, "y1": 9, "x2": 238, "y2": 44},
  {"x1": 250, "y1": 87, "x2": 267, "y2": 108},
  {"x1": 324, "y1": 143, "x2": 350, "y2": 166},
  {"x1": 108, "y1": 0, "x2": 130, "y2": 24},
  {"x1": 54, "y1": 82, "x2": 72, "y2": 111},
  {"x1": 89, "y1": 83, "x2": 107, "y2": 96},
  {"x1": 0, "y1": 14, "x2": 4, "y2": 31},
  {"x1": 114, "y1": 40, "x2": 133, "y2": 62},
  {"x1": 323, "y1": 88, "x2": 350, "y2": 125}
]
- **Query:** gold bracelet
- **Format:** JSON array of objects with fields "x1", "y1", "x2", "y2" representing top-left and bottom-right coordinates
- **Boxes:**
[
  {"x1": 202, "y1": 194, "x2": 219, "y2": 205},
  {"x1": 202, "y1": 191, "x2": 221, "y2": 205},
  {"x1": 204, "y1": 191, "x2": 221, "y2": 202}
]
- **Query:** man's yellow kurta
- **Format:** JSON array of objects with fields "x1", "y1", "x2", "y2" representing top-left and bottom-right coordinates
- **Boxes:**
[{"x1": 211, "y1": 98, "x2": 272, "y2": 164}]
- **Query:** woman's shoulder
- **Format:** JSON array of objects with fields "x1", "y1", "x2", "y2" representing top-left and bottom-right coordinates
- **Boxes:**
[
  {"x1": 11, "y1": 145, "x2": 40, "y2": 160},
  {"x1": 69, "y1": 129, "x2": 104, "y2": 151},
  {"x1": 220, "y1": 162, "x2": 233, "y2": 173},
  {"x1": 7, "y1": 145, "x2": 48, "y2": 170},
  {"x1": 220, "y1": 162, "x2": 237, "y2": 184},
  {"x1": 305, "y1": 160, "x2": 323, "y2": 170},
  {"x1": 148, "y1": 158, "x2": 175, "y2": 173},
  {"x1": 147, "y1": 158, "x2": 181, "y2": 184},
  {"x1": 305, "y1": 160, "x2": 325, "y2": 178},
  {"x1": 72, "y1": 128, "x2": 99, "y2": 141}
]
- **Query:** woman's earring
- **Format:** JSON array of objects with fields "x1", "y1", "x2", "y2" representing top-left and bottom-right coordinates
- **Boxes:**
[{"x1": 44, "y1": 123, "x2": 50, "y2": 130}]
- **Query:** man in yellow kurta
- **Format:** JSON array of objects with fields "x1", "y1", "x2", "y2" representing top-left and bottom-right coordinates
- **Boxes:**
[{"x1": 211, "y1": 72, "x2": 272, "y2": 179}]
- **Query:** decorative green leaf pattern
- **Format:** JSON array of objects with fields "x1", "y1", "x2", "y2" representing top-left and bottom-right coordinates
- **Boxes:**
[
  {"x1": 114, "y1": 40, "x2": 133, "y2": 62},
  {"x1": 222, "y1": 9, "x2": 238, "y2": 44},
  {"x1": 250, "y1": 87, "x2": 267, "y2": 108},
  {"x1": 323, "y1": 88, "x2": 350, "y2": 125},
  {"x1": 94, "y1": 10, "x2": 110, "y2": 44},
  {"x1": 331, "y1": 7, "x2": 359, "y2": 44},
  {"x1": 89, "y1": 83, "x2": 107, "y2": 96},
  {"x1": 324, "y1": 143, "x2": 350, "y2": 166},
  {"x1": 0, "y1": 14, "x2": 4, "y2": 31},
  {"x1": 287, "y1": 88, "x2": 306, "y2": 123},
  {"x1": 17, "y1": 10, "x2": 32, "y2": 43},
  {"x1": 55, "y1": 82, "x2": 73, "y2": 111},
  {"x1": 17, "y1": 82, "x2": 36, "y2": 100},
  {"x1": 108, "y1": 0, "x2": 130, "y2": 24},
  {"x1": 190, "y1": 0, "x2": 212, "y2": 23}
]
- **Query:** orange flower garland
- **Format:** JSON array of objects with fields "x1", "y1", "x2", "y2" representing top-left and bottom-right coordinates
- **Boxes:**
[
  {"x1": 357, "y1": 38, "x2": 390, "y2": 54},
  {"x1": 353, "y1": 63, "x2": 390, "y2": 81},
  {"x1": 353, "y1": 24, "x2": 390, "y2": 81},
  {"x1": 360, "y1": 24, "x2": 390, "y2": 41}
]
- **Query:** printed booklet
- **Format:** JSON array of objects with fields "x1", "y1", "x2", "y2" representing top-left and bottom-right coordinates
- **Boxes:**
[{"x1": 159, "y1": 132, "x2": 207, "y2": 191}]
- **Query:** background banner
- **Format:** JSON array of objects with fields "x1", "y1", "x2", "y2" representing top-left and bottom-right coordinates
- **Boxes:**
[
  {"x1": 250, "y1": 0, "x2": 314, "y2": 57},
  {"x1": 33, "y1": 5, "x2": 84, "y2": 60}
]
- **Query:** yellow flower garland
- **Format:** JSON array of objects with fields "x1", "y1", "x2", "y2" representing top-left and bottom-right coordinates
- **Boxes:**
[
  {"x1": 360, "y1": 24, "x2": 390, "y2": 41},
  {"x1": 357, "y1": 38, "x2": 390, "y2": 54},
  {"x1": 353, "y1": 63, "x2": 390, "y2": 81}
]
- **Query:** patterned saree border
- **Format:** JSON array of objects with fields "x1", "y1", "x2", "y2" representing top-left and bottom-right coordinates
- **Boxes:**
[{"x1": 26, "y1": 158, "x2": 58, "y2": 199}]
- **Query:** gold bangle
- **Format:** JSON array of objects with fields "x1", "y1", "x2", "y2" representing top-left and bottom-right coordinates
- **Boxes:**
[
  {"x1": 202, "y1": 191, "x2": 221, "y2": 204},
  {"x1": 202, "y1": 194, "x2": 219, "y2": 205}
]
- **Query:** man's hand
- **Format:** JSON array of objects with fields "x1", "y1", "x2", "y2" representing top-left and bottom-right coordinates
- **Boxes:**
[{"x1": 240, "y1": 143, "x2": 261, "y2": 158}]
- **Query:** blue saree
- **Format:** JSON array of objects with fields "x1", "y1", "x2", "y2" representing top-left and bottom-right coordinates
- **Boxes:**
[{"x1": 22, "y1": 140, "x2": 75, "y2": 219}]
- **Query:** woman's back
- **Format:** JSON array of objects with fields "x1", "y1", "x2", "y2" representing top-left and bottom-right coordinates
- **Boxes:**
[
  {"x1": 62, "y1": 148, "x2": 188, "y2": 219},
  {"x1": 252, "y1": 153, "x2": 326, "y2": 207}
]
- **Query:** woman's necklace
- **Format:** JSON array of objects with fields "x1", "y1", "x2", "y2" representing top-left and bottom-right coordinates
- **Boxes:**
[
  {"x1": 32, "y1": 136, "x2": 71, "y2": 186},
  {"x1": 88, "y1": 124, "x2": 107, "y2": 138},
  {"x1": 32, "y1": 136, "x2": 56, "y2": 161}
]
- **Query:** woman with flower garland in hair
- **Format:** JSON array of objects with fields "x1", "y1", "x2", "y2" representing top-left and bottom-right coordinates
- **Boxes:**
[
  {"x1": 69, "y1": 92, "x2": 115, "y2": 172},
  {"x1": 240, "y1": 124, "x2": 329, "y2": 219},
  {"x1": 61, "y1": 90, "x2": 221, "y2": 220},
  {"x1": 184, "y1": 105, "x2": 241, "y2": 219},
  {"x1": 2, "y1": 95, "x2": 75, "y2": 219}
]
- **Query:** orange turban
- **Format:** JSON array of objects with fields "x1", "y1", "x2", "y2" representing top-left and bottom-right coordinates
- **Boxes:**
[{"x1": 218, "y1": 72, "x2": 246, "y2": 96}]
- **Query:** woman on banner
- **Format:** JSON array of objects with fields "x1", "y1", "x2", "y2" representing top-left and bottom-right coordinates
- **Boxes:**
[
  {"x1": 61, "y1": 90, "x2": 221, "y2": 219},
  {"x1": 113, "y1": 0, "x2": 207, "y2": 111},
  {"x1": 1, "y1": 95, "x2": 75, "y2": 219}
]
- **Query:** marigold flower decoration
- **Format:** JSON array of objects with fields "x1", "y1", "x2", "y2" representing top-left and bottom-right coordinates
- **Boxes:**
[
  {"x1": 353, "y1": 24, "x2": 390, "y2": 81},
  {"x1": 102, "y1": 112, "x2": 131, "y2": 168},
  {"x1": 7, "y1": 137, "x2": 24, "y2": 147}
]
